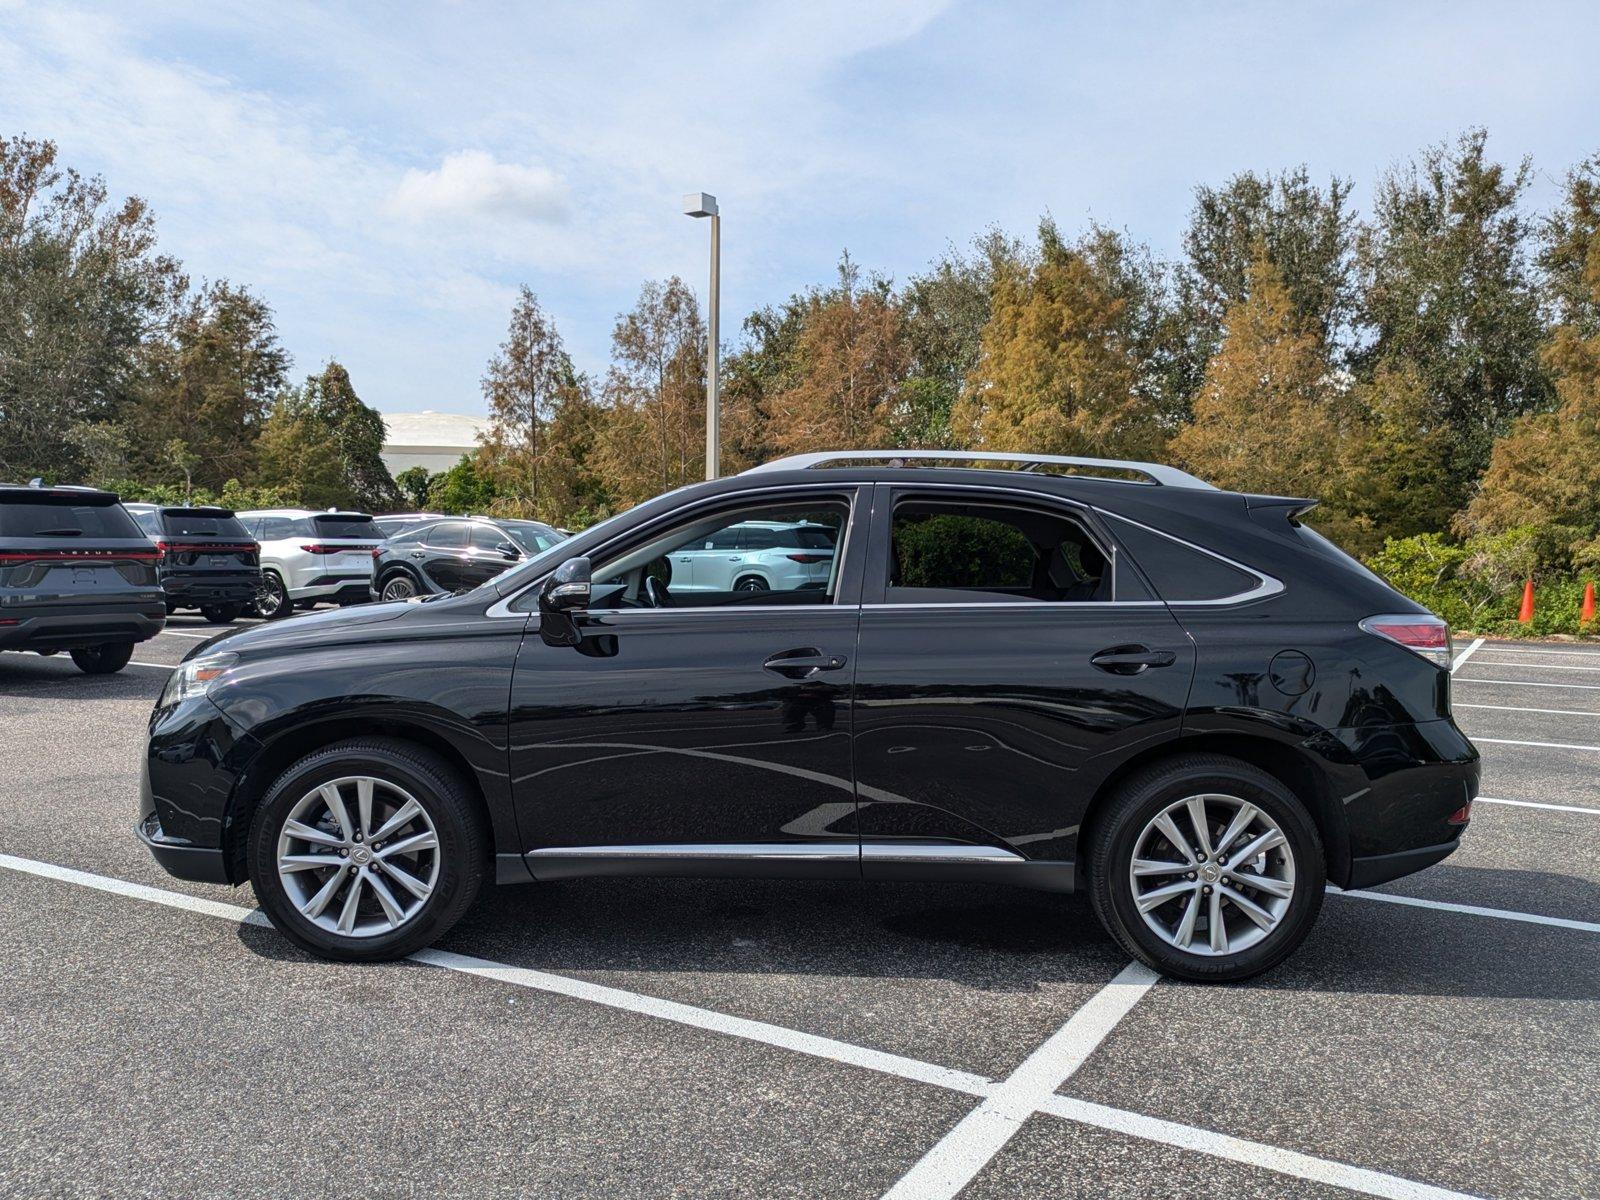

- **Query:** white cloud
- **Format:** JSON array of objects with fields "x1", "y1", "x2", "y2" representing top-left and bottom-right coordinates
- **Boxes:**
[{"x1": 389, "y1": 150, "x2": 568, "y2": 225}]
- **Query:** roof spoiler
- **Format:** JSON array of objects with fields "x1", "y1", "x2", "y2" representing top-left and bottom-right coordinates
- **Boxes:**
[{"x1": 1245, "y1": 494, "x2": 1320, "y2": 523}]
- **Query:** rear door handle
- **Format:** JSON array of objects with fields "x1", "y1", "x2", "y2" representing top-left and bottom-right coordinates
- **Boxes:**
[
  {"x1": 1090, "y1": 645, "x2": 1177, "y2": 675},
  {"x1": 763, "y1": 648, "x2": 848, "y2": 679}
]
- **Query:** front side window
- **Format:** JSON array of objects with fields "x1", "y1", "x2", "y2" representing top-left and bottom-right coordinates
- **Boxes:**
[
  {"x1": 885, "y1": 498, "x2": 1112, "y2": 604},
  {"x1": 587, "y1": 499, "x2": 851, "y2": 610},
  {"x1": 426, "y1": 522, "x2": 470, "y2": 549}
]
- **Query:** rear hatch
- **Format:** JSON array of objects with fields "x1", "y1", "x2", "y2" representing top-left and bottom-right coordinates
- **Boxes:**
[
  {"x1": 782, "y1": 523, "x2": 837, "y2": 585},
  {"x1": 154, "y1": 508, "x2": 260, "y2": 582},
  {"x1": 0, "y1": 488, "x2": 161, "y2": 610},
  {"x1": 302, "y1": 513, "x2": 383, "y2": 578}
]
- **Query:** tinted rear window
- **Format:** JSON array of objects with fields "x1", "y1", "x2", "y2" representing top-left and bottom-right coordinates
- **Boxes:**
[
  {"x1": 0, "y1": 499, "x2": 143, "y2": 539},
  {"x1": 161, "y1": 511, "x2": 249, "y2": 538},
  {"x1": 792, "y1": 526, "x2": 836, "y2": 549},
  {"x1": 1107, "y1": 516, "x2": 1260, "y2": 601},
  {"x1": 312, "y1": 515, "x2": 379, "y2": 539}
]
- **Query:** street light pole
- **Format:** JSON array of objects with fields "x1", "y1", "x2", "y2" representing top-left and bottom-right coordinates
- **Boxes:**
[{"x1": 683, "y1": 192, "x2": 720, "y2": 480}]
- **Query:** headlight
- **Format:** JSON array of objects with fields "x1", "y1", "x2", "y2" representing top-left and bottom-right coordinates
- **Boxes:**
[{"x1": 163, "y1": 652, "x2": 239, "y2": 704}]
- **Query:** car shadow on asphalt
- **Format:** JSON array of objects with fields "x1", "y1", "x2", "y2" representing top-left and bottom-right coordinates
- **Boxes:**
[
  {"x1": 232, "y1": 870, "x2": 1600, "y2": 1003},
  {"x1": 0, "y1": 659, "x2": 164, "y2": 696}
]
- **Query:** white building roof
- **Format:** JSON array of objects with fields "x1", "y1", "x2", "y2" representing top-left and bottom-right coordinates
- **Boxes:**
[{"x1": 381, "y1": 411, "x2": 490, "y2": 451}]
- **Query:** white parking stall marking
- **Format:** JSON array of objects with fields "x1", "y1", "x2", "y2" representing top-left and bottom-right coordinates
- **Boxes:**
[
  {"x1": 881, "y1": 962, "x2": 1158, "y2": 1200},
  {"x1": 1477, "y1": 796, "x2": 1600, "y2": 816},
  {"x1": 1455, "y1": 702, "x2": 1600, "y2": 717},
  {"x1": 1455, "y1": 677, "x2": 1600, "y2": 691},
  {"x1": 1471, "y1": 736, "x2": 1600, "y2": 753},
  {"x1": 1471, "y1": 645, "x2": 1600, "y2": 658},
  {"x1": 1036, "y1": 1096, "x2": 1484, "y2": 1200},
  {"x1": 1331, "y1": 887, "x2": 1600, "y2": 934},
  {"x1": 129, "y1": 661, "x2": 174, "y2": 671},
  {"x1": 0, "y1": 853, "x2": 1489, "y2": 1200},
  {"x1": 160, "y1": 631, "x2": 215, "y2": 640},
  {"x1": 1456, "y1": 660, "x2": 1600, "y2": 673},
  {"x1": 1449, "y1": 637, "x2": 1484, "y2": 673}
]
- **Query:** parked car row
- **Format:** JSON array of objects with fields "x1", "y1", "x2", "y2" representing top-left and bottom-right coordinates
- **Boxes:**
[{"x1": 2, "y1": 481, "x2": 570, "y2": 672}]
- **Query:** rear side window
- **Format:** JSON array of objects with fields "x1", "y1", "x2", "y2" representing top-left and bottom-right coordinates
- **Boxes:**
[
  {"x1": 792, "y1": 526, "x2": 836, "y2": 549},
  {"x1": 1106, "y1": 515, "x2": 1261, "y2": 602},
  {"x1": 312, "y1": 515, "x2": 379, "y2": 540},
  {"x1": 426, "y1": 522, "x2": 469, "y2": 549},
  {"x1": 0, "y1": 499, "x2": 143, "y2": 539},
  {"x1": 161, "y1": 511, "x2": 249, "y2": 538},
  {"x1": 130, "y1": 510, "x2": 162, "y2": 536}
]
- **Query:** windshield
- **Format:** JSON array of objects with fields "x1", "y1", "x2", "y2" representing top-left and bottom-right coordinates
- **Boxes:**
[
  {"x1": 477, "y1": 504, "x2": 641, "y2": 597},
  {"x1": 501, "y1": 521, "x2": 563, "y2": 553}
]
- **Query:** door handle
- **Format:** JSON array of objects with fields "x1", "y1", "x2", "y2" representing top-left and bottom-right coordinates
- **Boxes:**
[
  {"x1": 409, "y1": 550, "x2": 426, "y2": 559},
  {"x1": 763, "y1": 648, "x2": 848, "y2": 679},
  {"x1": 1090, "y1": 645, "x2": 1177, "y2": 675}
]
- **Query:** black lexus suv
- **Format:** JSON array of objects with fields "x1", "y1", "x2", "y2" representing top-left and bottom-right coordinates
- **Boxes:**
[
  {"x1": 1, "y1": 482, "x2": 166, "y2": 673},
  {"x1": 124, "y1": 504, "x2": 263, "y2": 624},
  {"x1": 139, "y1": 451, "x2": 1479, "y2": 981},
  {"x1": 372, "y1": 516, "x2": 567, "y2": 600}
]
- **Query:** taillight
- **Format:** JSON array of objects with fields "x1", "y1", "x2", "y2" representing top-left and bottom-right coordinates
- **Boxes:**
[
  {"x1": 1359, "y1": 614, "x2": 1452, "y2": 669},
  {"x1": 785, "y1": 553, "x2": 830, "y2": 563},
  {"x1": 300, "y1": 544, "x2": 332, "y2": 554},
  {"x1": 1447, "y1": 802, "x2": 1472, "y2": 825}
]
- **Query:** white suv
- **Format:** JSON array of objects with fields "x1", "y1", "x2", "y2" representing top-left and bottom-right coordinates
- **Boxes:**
[
  {"x1": 236, "y1": 509, "x2": 383, "y2": 620},
  {"x1": 665, "y1": 519, "x2": 837, "y2": 595}
]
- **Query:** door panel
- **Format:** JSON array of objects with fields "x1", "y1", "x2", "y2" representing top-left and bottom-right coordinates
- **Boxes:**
[{"x1": 852, "y1": 484, "x2": 1195, "y2": 870}]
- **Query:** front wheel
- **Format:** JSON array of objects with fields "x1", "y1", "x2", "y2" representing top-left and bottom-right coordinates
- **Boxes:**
[
  {"x1": 1086, "y1": 754, "x2": 1324, "y2": 983},
  {"x1": 70, "y1": 643, "x2": 134, "y2": 674},
  {"x1": 247, "y1": 739, "x2": 487, "y2": 961},
  {"x1": 379, "y1": 572, "x2": 419, "y2": 602}
]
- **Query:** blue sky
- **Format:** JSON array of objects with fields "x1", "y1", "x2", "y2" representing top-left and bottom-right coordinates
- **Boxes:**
[{"x1": 3, "y1": 1, "x2": 1598, "y2": 417}]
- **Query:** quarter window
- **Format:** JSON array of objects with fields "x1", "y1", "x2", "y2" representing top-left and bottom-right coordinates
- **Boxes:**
[{"x1": 1103, "y1": 515, "x2": 1261, "y2": 602}]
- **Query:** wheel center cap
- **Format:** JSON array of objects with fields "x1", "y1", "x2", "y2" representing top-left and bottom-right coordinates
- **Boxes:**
[
  {"x1": 1199, "y1": 863, "x2": 1220, "y2": 884},
  {"x1": 350, "y1": 846, "x2": 372, "y2": 866}
]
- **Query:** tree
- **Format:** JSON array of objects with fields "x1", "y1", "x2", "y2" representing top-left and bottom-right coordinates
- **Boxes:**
[
  {"x1": 594, "y1": 277, "x2": 707, "y2": 504},
  {"x1": 394, "y1": 466, "x2": 432, "y2": 509},
  {"x1": 427, "y1": 454, "x2": 499, "y2": 515},
  {"x1": 255, "y1": 361, "x2": 398, "y2": 510},
  {"x1": 0, "y1": 135, "x2": 184, "y2": 481},
  {"x1": 953, "y1": 219, "x2": 1163, "y2": 458},
  {"x1": 1170, "y1": 256, "x2": 1361, "y2": 539},
  {"x1": 1358, "y1": 129, "x2": 1552, "y2": 503},
  {"x1": 764, "y1": 253, "x2": 909, "y2": 455},
  {"x1": 477, "y1": 286, "x2": 594, "y2": 519}
]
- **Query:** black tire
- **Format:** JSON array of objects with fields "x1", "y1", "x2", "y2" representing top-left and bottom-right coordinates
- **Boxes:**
[
  {"x1": 379, "y1": 571, "x2": 419, "y2": 602},
  {"x1": 1086, "y1": 753, "x2": 1325, "y2": 983},
  {"x1": 70, "y1": 643, "x2": 134, "y2": 674},
  {"x1": 247, "y1": 739, "x2": 488, "y2": 962},
  {"x1": 256, "y1": 572, "x2": 291, "y2": 621},
  {"x1": 734, "y1": 575, "x2": 769, "y2": 592},
  {"x1": 200, "y1": 603, "x2": 243, "y2": 624}
]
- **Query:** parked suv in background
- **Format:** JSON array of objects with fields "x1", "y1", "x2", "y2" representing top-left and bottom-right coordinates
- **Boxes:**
[
  {"x1": 372, "y1": 516, "x2": 566, "y2": 600},
  {"x1": 141, "y1": 450, "x2": 1479, "y2": 981},
  {"x1": 1, "y1": 482, "x2": 164, "y2": 673},
  {"x1": 235, "y1": 509, "x2": 383, "y2": 620},
  {"x1": 665, "y1": 518, "x2": 836, "y2": 594},
  {"x1": 125, "y1": 504, "x2": 262, "y2": 624}
]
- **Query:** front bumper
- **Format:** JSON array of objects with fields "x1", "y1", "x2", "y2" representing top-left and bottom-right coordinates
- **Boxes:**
[
  {"x1": 139, "y1": 694, "x2": 259, "y2": 885},
  {"x1": 136, "y1": 811, "x2": 230, "y2": 884}
]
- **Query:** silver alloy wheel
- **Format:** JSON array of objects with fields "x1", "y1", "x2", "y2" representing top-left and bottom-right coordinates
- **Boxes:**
[
  {"x1": 255, "y1": 574, "x2": 286, "y2": 618},
  {"x1": 1128, "y1": 792, "x2": 1296, "y2": 957},
  {"x1": 381, "y1": 574, "x2": 417, "y2": 601},
  {"x1": 275, "y1": 776, "x2": 440, "y2": 938}
]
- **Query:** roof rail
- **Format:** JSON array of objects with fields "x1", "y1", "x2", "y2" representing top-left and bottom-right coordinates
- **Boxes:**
[{"x1": 742, "y1": 449, "x2": 1215, "y2": 490}]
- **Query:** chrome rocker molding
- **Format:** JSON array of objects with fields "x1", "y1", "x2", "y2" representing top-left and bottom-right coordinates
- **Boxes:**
[{"x1": 516, "y1": 841, "x2": 1075, "y2": 891}]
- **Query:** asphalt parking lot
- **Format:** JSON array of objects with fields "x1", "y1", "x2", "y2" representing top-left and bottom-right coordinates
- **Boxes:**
[{"x1": 1, "y1": 623, "x2": 1596, "y2": 1199}]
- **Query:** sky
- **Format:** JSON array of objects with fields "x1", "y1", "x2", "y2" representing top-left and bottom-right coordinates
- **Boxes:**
[{"x1": 3, "y1": 1, "x2": 1598, "y2": 418}]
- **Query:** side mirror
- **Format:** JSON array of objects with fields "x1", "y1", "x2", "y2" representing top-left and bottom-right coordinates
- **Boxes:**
[
  {"x1": 496, "y1": 541, "x2": 520, "y2": 560},
  {"x1": 540, "y1": 556, "x2": 591, "y2": 613}
]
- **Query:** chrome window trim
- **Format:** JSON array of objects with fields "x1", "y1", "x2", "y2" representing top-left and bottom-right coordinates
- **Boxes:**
[
  {"x1": 486, "y1": 481, "x2": 863, "y2": 620},
  {"x1": 1099, "y1": 510, "x2": 1283, "y2": 606}
]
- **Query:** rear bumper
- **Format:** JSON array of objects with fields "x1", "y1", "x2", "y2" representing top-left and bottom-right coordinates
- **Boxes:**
[
  {"x1": 1346, "y1": 838, "x2": 1462, "y2": 889},
  {"x1": 162, "y1": 574, "x2": 261, "y2": 606},
  {"x1": 136, "y1": 811, "x2": 230, "y2": 884},
  {"x1": 288, "y1": 577, "x2": 372, "y2": 605},
  {"x1": 0, "y1": 603, "x2": 166, "y2": 650}
]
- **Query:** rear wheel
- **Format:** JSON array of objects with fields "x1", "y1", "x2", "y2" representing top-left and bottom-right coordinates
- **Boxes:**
[
  {"x1": 380, "y1": 572, "x2": 419, "y2": 601},
  {"x1": 201, "y1": 603, "x2": 243, "y2": 624},
  {"x1": 1086, "y1": 754, "x2": 1324, "y2": 982},
  {"x1": 70, "y1": 643, "x2": 134, "y2": 674},
  {"x1": 734, "y1": 575, "x2": 769, "y2": 593},
  {"x1": 247, "y1": 739, "x2": 487, "y2": 961},
  {"x1": 255, "y1": 572, "x2": 291, "y2": 621}
]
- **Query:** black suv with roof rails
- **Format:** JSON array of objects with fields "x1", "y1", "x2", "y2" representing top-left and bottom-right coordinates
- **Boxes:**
[
  {"x1": 1, "y1": 482, "x2": 165, "y2": 673},
  {"x1": 124, "y1": 504, "x2": 263, "y2": 625},
  {"x1": 139, "y1": 450, "x2": 1479, "y2": 981}
]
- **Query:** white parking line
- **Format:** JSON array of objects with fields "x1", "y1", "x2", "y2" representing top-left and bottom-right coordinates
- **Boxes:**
[
  {"x1": 1331, "y1": 888, "x2": 1600, "y2": 934},
  {"x1": 160, "y1": 631, "x2": 215, "y2": 640},
  {"x1": 1454, "y1": 677, "x2": 1600, "y2": 691},
  {"x1": 1477, "y1": 796, "x2": 1600, "y2": 816},
  {"x1": 0, "y1": 853, "x2": 1487, "y2": 1200},
  {"x1": 1455, "y1": 702, "x2": 1600, "y2": 717},
  {"x1": 129, "y1": 661, "x2": 174, "y2": 671},
  {"x1": 1470, "y1": 645, "x2": 1600, "y2": 659},
  {"x1": 1472, "y1": 736, "x2": 1600, "y2": 753},
  {"x1": 1459, "y1": 659, "x2": 1600, "y2": 673},
  {"x1": 1449, "y1": 637, "x2": 1484, "y2": 673},
  {"x1": 881, "y1": 962, "x2": 1158, "y2": 1200}
]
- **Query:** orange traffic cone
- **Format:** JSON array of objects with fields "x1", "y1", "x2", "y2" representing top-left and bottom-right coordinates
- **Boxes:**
[
  {"x1": 1518, "y1": 578, "x2": 1535, "y2": 624},
  {"x1": 1582, "y1": 580, "x2": 1596, "y2": 625}
]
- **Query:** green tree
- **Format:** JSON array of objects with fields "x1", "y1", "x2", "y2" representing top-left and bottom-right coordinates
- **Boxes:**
[
  {"x1": 394, "y1": 465, "x2": 432, "y2": 509},
  {"x1": 1358, "y1": 129, "x2": 1552, "y2": 503},
  {"x1": 427, "y1": 453, "x2": 500, "y2": 515},
  {"x1": 0, "y1": 135, "x2": 184, "y2": 481},
  {"x1": 255, "y1": 362, "x2": 397, "y2": 510}
]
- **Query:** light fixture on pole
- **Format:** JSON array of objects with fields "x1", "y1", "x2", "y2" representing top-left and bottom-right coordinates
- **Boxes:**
[{"x1": 682, "y1": 192, "x2": 720, "y2": 480}]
